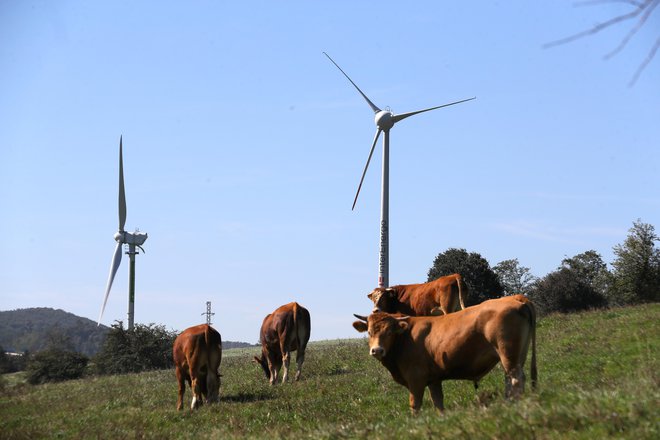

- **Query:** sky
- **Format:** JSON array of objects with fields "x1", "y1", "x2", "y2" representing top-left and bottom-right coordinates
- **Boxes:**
[{"x1": 1, "y1": 1, "x2": 658, "y2": 343}]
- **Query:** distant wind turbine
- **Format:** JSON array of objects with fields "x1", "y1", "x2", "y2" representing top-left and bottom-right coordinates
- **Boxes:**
[
  {"x1": 98, "y1": 136, "x2": 148, "y2": 330},
  {"x1": 324, "y1": 52, "x2": 474, "y2": 288}
]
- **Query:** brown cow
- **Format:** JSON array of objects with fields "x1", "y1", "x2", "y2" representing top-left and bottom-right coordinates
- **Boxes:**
[
  {"x1": 368, "y1": 273, "x2": 467, "y2": 316},
  {"x1": 173, "y1": 324, "x2": 222, "y2": 411},
  {"x1": 254, "y1": 302, "x2": 311, "y2": 385},
  {"x1": 352, "y1": 295, "x2": 537, "y2": 414}
]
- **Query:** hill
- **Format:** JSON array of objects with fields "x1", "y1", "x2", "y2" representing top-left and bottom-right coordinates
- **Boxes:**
[
  {"x1": 1, "y1": 303, "x2": 658, "y2": 439},
  {"x1": 0, "y1": 308, "x2": 255, "y2": 356},
  {"x1": 0, "y1": 308, "x2": 109, "y2": 356}
]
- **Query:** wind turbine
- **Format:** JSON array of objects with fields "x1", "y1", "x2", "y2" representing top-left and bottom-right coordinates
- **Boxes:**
[
  {"x1": 324, "y1": 52, "x2": 474, "y2": 288},
  {"x1": 98, "y1": 136, "x2": 148, "y2": 330}
]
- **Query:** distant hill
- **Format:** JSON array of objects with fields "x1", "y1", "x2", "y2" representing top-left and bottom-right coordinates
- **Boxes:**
[
  {"x1": 0, "y1": 308, "x2": 109, "y2": 356},
  {"x1": 0, "y1": 308, "x2": 255, "y2": 356}
]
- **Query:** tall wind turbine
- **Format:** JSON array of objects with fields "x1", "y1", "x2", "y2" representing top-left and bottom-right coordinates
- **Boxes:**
[
  {"x1": 324, "y1": 52, "x2": 474, "y2": 288},
  {"x1": 98, "y1": 136, "x2": 148, "y2": 330}
]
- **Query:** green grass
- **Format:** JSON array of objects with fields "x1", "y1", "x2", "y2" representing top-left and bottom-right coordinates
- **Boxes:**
[{"x1": 1, "y1": 304, "x2": 658, "y2": 439}]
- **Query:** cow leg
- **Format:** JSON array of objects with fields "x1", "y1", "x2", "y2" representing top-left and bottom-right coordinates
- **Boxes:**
[
  {"x1": 175, "y1": 366, "x2": 186, "y2": 411},
  {"x1": 281, "y1": 351, "x2": 291, "y2": 383},
  {"x1": 190, "y1": 377, "x2": 203, "y2": 410},
  {"x1": 189, "y1": 358, "x2": 204, "y2": 410},
  {"x1": 294, "y1": 350, "x2": 305, "y2": 381},
  {"x1": 408, "y1": 384, "x2": 425, "y2": 415},
  {"x1": 428, "y1": 381, "x2": 445, "y2": 413},
  {"x1": 503, "y1": 364, "x2": 525, "y2": 399},
  {"x1": 267, "y1": 358, "x2": 279, "y2": 385}
]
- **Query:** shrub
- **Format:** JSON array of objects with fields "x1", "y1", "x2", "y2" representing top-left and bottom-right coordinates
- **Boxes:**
[
  {"x1": 25, "y1": 349, "x2": 88, "y2": 384},
  {"x1": 92, "y1": 322, "x2": 177, "y2": 375}
]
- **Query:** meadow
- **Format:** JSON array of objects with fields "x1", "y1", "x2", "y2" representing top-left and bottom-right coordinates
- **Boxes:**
[{"x1": 1, "y1": 304, "x2": 658, "y2": 439}]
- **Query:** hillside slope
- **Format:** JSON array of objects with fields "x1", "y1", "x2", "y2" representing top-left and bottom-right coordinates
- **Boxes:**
[
  {"x1": 0, "y1": 308, "x2": 108, "y2": 356},
  {"x1": 1, "y1": 303, "x2": 658, "y2": 439}
]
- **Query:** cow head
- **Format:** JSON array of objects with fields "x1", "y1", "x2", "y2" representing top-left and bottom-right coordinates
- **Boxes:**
[
  {"x1": 352, "y1": 313, "x2": 409, "y2": 361},
  {"x1": 367, "y1": 287, "x2": 399, "y2": 313},
  {"x1": 253, "y1": 347, "x2": 283, "y2": 383},
  {"x1": 253, "y1": 355, "x2": 270, "y2": 380}
]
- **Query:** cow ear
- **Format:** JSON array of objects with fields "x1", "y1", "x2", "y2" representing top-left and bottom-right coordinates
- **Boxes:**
[
  {"x1": 253, "y1": 356, "x2": 261, "y2": 364},
  {"x1": 352, "y1": 321, "x2": 368, "y2": 333},
  {"x1": 396, "y1": 320, "x2": 409, "y2": 333},
  {"x1": 386, "y1": 288, "x2": 397, "y2": 299},
  {"x1": 367, "y1": 291, "x2": 375, "y2": 300}
]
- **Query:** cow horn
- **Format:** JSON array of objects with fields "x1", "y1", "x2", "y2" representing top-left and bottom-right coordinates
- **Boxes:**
[
  {"x1": 395, "y1": 316, "x2": 410, "y2": 321},
  {"x1": 353, "y1": 313, "x2": 368, "y2": 321}
]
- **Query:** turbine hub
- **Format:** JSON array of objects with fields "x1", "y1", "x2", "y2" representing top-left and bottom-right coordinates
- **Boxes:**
[
  {"x1": 114, "y1": 231, "x2": 125, "y2": 243},
  {"x1": 375, "y1": 110, "x2": 394, "y2": 130}
]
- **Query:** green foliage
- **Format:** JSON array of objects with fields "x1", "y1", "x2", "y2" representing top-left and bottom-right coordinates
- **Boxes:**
[
  {"x1": 25, "y1": 349, "x2": 88, "y2": 385},
  {"x1": 1, "y1": 304, "x2": 658, "y2": 439},
  {"x1": 0, "y1": 308, "x2": 109, "y2": 356},
  {"x1": 610, "y1": 219, "x2": 660, "y2": 305},
  {"x1": 529, "y1": 267, "x2": 608, "y2": 315},
  {"x1": 92, "y1": 322, "x2": 177, "y2": 375},
  {"x1": 493, "y1": 258, "x2": 538, "y2": 296},
  {"x1": 561, "y1": 250, "x2": 611, "y2": 295},
  {"x1": 428, "y1": 248, "x2": 504, "y2": 305},
  {"x1": 23, "y1": 331, "x2": 88, "y2": 384}
]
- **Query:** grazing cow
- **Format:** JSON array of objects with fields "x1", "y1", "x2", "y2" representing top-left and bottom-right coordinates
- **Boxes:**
[
  {"x1": 254, "y1": 302, "x2": 311, "y2": 385},
  {"x1": 173, "y1": 324, "x2": 222, "y2": 411},
  {"x1": 352, "y1": 295, "x2": 537, "y2": 414},
  {"x1": 368, "y1": 273, "x2": 467, "y2": 316}
]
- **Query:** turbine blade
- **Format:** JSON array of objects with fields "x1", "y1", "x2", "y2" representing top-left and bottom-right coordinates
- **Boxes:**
[
  {"x1": 392, "y1": 97, "x2": 476, "y2": 123},
  {"x1": 98, "y1": 242, "x2": 123, "y2": 325},
  {"x1": 352, "y1": 129, "x2": 382, "y2": 211},
  {"x1": 118, "y1": 136, "x2": 127, "y2": 232},
  {"x1": 323, "y1": 52, "x2": 381, "y2": 114}
]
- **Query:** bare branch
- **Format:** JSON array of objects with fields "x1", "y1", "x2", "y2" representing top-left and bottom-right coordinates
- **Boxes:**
[
  {"x1": 605, "y1": 0, "x2": 660, "y2": 59},
  {"x1": 543, "y1": 5, "x2": 644, "y2": 49},
  {"x1": 545, "y1": 0, "x2": 659, "y2": 85},
  {"x1": 629, "y1": 36, "x2": 660, "y2": 86}
]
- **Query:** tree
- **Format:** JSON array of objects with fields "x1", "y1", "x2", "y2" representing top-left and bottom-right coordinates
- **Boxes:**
[
  {"x1": 528, "y1": 268, "x2": 608, "y2": 316},
  {"x1": 24, "y1": 331, "x2": 88, "y2": 384},
  {"x1": 92, "y1": 322, "x2": 177, "y2": 375},
  {"x1": 610, "y1": 219, "x2": 660, "y2": 305},
  {"x1": 428, "y1": 248, "x2": 504, "y2": 306},
  {"x1": 561, "y1": 250, "x2": 611, "y2": 296},
  {"x1": 493, "y1": 258, "x2": 538, "y2": 296}
]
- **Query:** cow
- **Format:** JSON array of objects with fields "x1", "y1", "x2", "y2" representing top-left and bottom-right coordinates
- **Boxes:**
[
  {"x1": 368, "y1": 273, "x2": 467, "y2": 316},
  {"x1": 172, "y1": 324, "x2": 222, "y2": 411},
  {"x1": 352, "y1": 294, "x2": 537, "y2": 414},
  {"x1": 254, "y1": 302, "x2": 311, "y2": 385}
]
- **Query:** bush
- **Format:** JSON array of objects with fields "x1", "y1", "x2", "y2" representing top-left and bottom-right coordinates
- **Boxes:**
[
  {"x1": 529, "y1": 268, "x2": 608, "y2": 315},
  {"x1": 92, "y1": 322, "x2": 177, "y2": 375},
  {"x1": 25, "y1": 349, "x2": 88, "y2": 384}
]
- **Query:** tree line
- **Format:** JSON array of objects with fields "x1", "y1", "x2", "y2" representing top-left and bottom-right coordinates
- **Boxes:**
[{"x1": 429, "y1": 219, "x2": 660, "y2": 315}]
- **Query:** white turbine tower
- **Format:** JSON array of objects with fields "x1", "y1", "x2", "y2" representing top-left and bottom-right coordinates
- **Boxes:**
[
  {"x1": 98, "y1": 136, "x2": 148, "y2": 330},
  {"x1": 324, "y1": 52, "x2": 474, "y2": 288}
]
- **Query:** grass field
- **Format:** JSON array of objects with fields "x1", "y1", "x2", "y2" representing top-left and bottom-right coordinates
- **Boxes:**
[{"x1": 1, "y1": 304, "x2": 658, "y2": 439}]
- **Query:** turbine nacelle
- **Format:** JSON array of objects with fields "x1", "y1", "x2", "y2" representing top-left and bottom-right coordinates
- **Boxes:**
[
  {"x1": 375, "y1": 110, "x2": 394, "y2": 131},
  {"x1": 114, "y1": 230, "x2": 148, "y2": 246}
]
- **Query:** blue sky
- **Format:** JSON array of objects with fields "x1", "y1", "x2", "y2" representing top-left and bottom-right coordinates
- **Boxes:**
[{"x1": 1, "y1": 1, "x2": 658, "y2": 343}]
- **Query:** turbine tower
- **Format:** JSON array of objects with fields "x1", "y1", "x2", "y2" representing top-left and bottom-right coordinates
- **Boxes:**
[
  {"x1": 98, "y1": 136, "x2": 148, "y2": 330},
  {"x1": 324, "y1": 52, "x2": 474, "y2": 288}
]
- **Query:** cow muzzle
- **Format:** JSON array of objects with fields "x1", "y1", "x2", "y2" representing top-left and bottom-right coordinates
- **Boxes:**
[{"x1": 370, "y1": 346, "x2": 385, "y2": 360}]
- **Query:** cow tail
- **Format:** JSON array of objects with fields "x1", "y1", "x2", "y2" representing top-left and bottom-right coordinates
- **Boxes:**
[
  {"x1": 528, "y1": 302, "x2": 538, "y2": 390},
  {"x1": 457, "y1": 274, "x2": 467, "y2": 310}
]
